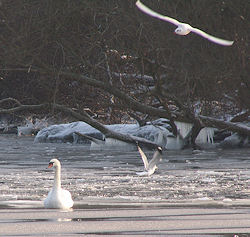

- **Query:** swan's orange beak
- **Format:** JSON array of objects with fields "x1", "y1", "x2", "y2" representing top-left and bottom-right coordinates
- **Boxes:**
[{"x1": 48, "y1": 162, "x2": 53, "y2": 168}]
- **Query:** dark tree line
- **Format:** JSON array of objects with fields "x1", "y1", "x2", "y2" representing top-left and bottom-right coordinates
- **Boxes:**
[{"x1": 0, "y1": 0, "x2": 249, "y2": 144}]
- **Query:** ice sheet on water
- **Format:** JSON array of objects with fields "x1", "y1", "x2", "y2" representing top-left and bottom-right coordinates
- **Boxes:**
[
  {"x1": 34, "y1": 121, "x2": 171, "y2": 148},
  {"x1": 34, "y1": 122, "x2": 100, "y2": 143},
  {"x1": 34, "y1": 119, "x2": 217, "y2": 151}
]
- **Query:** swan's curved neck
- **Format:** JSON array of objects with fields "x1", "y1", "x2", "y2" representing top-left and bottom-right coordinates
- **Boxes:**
[{"x1": 53, "y1": 165, "x2": 61, "y2": 189}]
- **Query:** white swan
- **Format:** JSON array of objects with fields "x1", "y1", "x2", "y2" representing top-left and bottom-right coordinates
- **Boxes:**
[
  {"x1": 137, "y1": 145, "x2": 163, "y2": 176},
  {"x1": 44, "y1": 159, "x2": 74, "y2": 209},
  {"x1": 136, "y1": 1, "x2": 234, "y2": 46}
]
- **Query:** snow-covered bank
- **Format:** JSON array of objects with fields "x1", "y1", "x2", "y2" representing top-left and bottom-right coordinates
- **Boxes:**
[
  {"x1": 34, "y1": 119, "x2": 221, "y2": 150},
  {"x1": 34, "y1": 121, "x2": 169, "y2": 149}
]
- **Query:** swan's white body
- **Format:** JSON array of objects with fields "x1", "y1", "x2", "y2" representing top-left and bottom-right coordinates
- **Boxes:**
[
  {"x1": 136, "y1": 1, "x2": 234, "y2": 46},
  {"x1": 44, "y1": 159, "x2": 74, "y2": 209},
  {"x1": 137, "y1": 145, "x2": 163, "y2": 176}
]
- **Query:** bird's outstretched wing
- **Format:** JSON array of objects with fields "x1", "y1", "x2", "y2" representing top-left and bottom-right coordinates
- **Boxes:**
[
  {"x1": 136, "y1": 0, "x2": 234, "y2": 46},
  {"x1": 191, "y1": 27, "x2": 234, "y2": 46},
  {"x1": 148, "y1": 147, "x2": 162, "y2": 170},
  {"x1": 136, "y1": 0, "x2": 179, "y2": 26},
  {"x1": 137, "y1": 145, "x2": 149, "y2": 171}
]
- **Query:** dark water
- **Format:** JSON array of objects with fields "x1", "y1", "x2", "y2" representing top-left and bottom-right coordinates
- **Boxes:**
[{"x1": 0, "y1": 134, "x2": 250, "y2": 205}]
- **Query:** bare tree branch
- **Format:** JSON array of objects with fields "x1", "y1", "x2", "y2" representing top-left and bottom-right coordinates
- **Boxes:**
[
  {"x1": 58, "y1": 70, "x2": 174, "y2": 119},
  {"x1": 199, "y1": 115, "x2": 250, "y2": 136},
  {"x1": 0, "y1": 101, "x2": 160, "y2": 149},
  {"x1": 0, "y1": 97, "x2": 22, "y2": 106}
]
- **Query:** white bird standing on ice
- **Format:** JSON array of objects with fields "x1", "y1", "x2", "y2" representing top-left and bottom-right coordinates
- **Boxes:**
[
  {"x1": 137, "y1": 145, "x2": 163, "y2": 176},
  {"x1": 44, "y1": 158, "x2": 74, "y2": 209},
  {"x1": 136, "y1": 0, "x2": 234, "y2": 46}
]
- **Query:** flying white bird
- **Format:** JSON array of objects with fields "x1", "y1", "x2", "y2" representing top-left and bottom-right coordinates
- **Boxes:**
[
  {"x1": 136, "y1": 0, "x2": 234, "y2": 46},
  {"x1": 137, "y1": 145, "x2": 163, "y2": 176}
]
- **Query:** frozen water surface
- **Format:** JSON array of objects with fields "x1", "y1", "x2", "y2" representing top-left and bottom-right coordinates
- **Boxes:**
[
  {"x1": 1, "y1": 134, "x2": 250, "y2": 235},
  {"x1": 1, "y1": 134, "x2": 250, "y2": 205},
  {"x1": 0, "y1": 136, "x2": 250, "y2": 206}
]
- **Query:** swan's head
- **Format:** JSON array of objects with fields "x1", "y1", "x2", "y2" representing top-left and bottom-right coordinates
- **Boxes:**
[{"x1": 48, "y1": 158, "x2": 61, "y2": 168}]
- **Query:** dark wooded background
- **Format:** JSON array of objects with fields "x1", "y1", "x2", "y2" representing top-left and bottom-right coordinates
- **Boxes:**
[{"x1": 0, "y1": 0, "x2": 249, "y2": 123}]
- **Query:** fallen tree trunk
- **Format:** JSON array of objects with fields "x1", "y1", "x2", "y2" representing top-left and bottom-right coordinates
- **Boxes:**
[
  {"x1": 0, "y1": 99, "x2": 160, "y2": 149},
  {"x1": 1, "y1": 97, "x2": 249, "y2": 149},
  {"x1": 0, "y1": 101, "x2": 48, "y2": 114},
  {"x1": 190, "y1": 119, "x2": 204, "y2": 149},
  {"x1": 75, "y1": 131, "x2": 159, "y2": 149},
  {"x1": 199, "y1": 115, "x2": 250, "y2": 136},
  {"x1": 51, "y1": 104, "x2": 161, "y2": 149},
  {"x1": 58, "y1": 71, "x2": 249, "y2": 141}
]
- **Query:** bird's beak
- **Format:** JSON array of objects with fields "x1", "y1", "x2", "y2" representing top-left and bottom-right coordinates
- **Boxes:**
[{"x1": 48, "y1": 162, "x2": 53, "y2": 168}]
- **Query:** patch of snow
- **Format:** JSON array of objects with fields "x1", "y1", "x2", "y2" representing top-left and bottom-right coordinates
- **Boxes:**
[
  {"x1": 219, "y1": 133, "x2": 249, "y2": 148},
  {"x1": 35, "y1": 119, "x2": 220, "y2": 150},
  {"x1": 18, "y1": 125, "x2": 34, "y2": 136},
  {"x1": 17, "y1": 119, "x2": 34, "y2": 136},
  {"x1": 18, "y1": 117, "x2": 48, "y2": 136},
  {"x1": 35, "y1": 121, "x2": 171, "y2": 148},
  {"x1": 195, "y1": 197, "x2": 213, "y2": 201},
  {"x1": 223, "y1": 198, "x2": 233, "y2": 202},
  {"x1": 166, "y1": 134, "x2": 185, "y2": 150},
  {"x1": 34, "y1": 122, "x2": 101, "y2": 143},
  {"x1": 90, "y1": 138, "x2": 134, "y2": 151}
]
